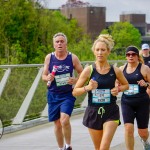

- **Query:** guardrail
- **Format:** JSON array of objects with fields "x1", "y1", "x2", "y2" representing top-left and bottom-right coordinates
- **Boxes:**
[{"x1": 0, "y1": 60, "x2": 126, "y2": 127}]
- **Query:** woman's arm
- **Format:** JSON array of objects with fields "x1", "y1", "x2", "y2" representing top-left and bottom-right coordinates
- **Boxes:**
[
  {"x1": 139, "y1": 64, "x2": 150, "y2": 89},
  {"x1": 111, "y1": 66, "x2": 129, "y2": 96},
  {"x1": 72, "y1": 66, "x2": 98, "y2": 96},
  {"x1": 115, "y1": 67, "x2": 129, "y2": 91}
]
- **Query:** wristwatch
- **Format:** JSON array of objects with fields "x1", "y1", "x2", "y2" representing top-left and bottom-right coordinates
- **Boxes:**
[{"x1": 146, "y1": 83, "x2": 150, "y2": 88}]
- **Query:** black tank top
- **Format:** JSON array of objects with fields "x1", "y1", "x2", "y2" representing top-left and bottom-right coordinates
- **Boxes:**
[
  {"x1": 122, "y1": 63, "x2": 147, "y2": 98},
  {"x1": 88, "y1": 63, "x2": 117, "y2": 107}
]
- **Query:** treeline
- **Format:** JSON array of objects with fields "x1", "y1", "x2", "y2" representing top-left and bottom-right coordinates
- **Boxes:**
[
  {"x1": 0, "y1": 0, "x2": 142, "y2": 65},
  {"x1": 0, "y1": 0, "x2": 94, "y2": 64}
]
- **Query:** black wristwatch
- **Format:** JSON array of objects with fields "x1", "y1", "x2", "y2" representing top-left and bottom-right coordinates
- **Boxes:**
[{"x1": 146, "y1": 83, "x2": 150, "y2": 88}]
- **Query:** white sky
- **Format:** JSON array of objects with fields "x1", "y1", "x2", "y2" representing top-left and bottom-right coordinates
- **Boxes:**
[{"x1": 44, "y1": 0, "x2": 150, "y2": 23}]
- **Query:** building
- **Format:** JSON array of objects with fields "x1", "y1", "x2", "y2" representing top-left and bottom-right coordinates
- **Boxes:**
[
  {"x1": 60, "y1": 1, "x2": 150, "y2": 43},
  {"x1": 120, "y1": 13, "x2": 147, "y2": 36},
  {"x1": 147, "y1": 24, "x2": 150, "y2": 34},
  {"x1": 60, "y1": 0, "x2": 106, "y2": 39}
]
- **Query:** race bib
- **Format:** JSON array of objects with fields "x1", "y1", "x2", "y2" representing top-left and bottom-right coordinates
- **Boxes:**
[
  {"x1": 124, "y1": 84, "x2": 139, "y2": 95},
  {"x1": 55, "y1": 73, "x2": 70, "y2": 86},
  {"x1": 92, "y1": 89, "x2": 110, "y2": 104}
]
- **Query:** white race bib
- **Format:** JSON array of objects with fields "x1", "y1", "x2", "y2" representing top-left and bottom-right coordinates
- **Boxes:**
[
  {"x1": 124, "y1": 84, "x2": 139, "y2": 95},
  {"x1": 92, "y1": 89, "x2": 110, "y2": 104},
  {"x1": 55, "y1": 73, "x2": 70, "y2": 86}
]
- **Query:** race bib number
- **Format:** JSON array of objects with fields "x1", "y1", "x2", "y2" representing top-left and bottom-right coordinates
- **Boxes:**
[
  {"x1": 92, "y1": 89, "x2": 110, "y2": 104},
  {"x1": 55, "y1": 73, "x2": 70, "y2": 86},
  {"x1": 124, "y1": 84, "x2": 139, "y2": 95}
]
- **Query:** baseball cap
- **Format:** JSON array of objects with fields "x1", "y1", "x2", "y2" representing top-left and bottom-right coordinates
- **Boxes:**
[
  {"x1": 126, "y1": 46, "x2": 139, "y2": 55},
  {"x1": 141, "y1": 43, "x2": 149, "y2": 50}
]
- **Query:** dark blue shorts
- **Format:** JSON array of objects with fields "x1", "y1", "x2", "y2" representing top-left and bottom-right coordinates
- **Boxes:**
[
  {"x1": 47, "y1": 91, "x2": 76, "y2": 122},
  {"x1": 121, "y1": 95, "x2": 150, "y2": 129}
]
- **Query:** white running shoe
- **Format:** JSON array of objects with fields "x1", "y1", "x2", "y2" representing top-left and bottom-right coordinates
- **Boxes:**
[{"x1": 141, "y1": 138, "x2": 150, "y2": 150}]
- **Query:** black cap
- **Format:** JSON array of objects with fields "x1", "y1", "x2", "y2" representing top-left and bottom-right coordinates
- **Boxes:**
[{"x1": 126, "y1": 46, "x2": 139, "y2": 55}]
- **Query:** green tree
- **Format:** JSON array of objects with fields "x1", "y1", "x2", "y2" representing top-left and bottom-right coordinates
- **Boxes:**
[
  {"x1": 0, "y1": 0, "x2": 41, "y2": 64},
  {"x1": 68, "y1": 35, "x2": 93, "y2": 61},
  {"x1": 0, "y1": 0, "x2": 86, "y2": 64},
  {"x1": 32, "y1": 10, "x2": 86, "y2": 63},
  {"x1": 101, "y1": 22, "x2": 141, "y2": 59}
]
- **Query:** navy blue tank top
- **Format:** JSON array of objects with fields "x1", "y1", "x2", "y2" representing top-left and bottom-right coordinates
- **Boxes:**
[
  {"x1": 122, "y1": 63, "x2": 147, "y2": 98},
  {"x1": 48, "y1": 52, "x2": 74, "y2": 94},
  {"x1": 88, "y1": 63, "x2": 117, "y2": 107},
  {"x1": 143, "y1": 56, "x2": 150, "y2": 68}
]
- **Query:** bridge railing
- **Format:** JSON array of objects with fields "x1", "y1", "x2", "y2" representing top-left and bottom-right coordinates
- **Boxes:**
[{"x1": 0, "y1": 60, "x2": 126, "y2": 126}]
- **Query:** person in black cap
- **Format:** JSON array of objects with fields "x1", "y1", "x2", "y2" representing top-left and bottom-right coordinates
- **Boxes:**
[{"x1": 119, "y1": 46, "x2": 150, "y2": 150}]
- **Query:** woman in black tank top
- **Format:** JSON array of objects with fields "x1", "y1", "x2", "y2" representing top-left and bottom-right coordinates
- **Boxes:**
[
  {"x1": 72, "y1": 34, "x2": 129, "y2": 150},
  {"x1": 119, "y1": 46, "x2": 150, "y2": 150}
]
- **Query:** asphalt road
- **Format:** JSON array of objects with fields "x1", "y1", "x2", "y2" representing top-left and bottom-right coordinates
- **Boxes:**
[{"x1": 1, "y1": 101, "x2": 150, "y2": 150}]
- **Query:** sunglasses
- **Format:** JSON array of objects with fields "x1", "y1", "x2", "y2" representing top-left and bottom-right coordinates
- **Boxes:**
[{"x1": 126, "y1": 53, "x2": 137, "y2": 57}]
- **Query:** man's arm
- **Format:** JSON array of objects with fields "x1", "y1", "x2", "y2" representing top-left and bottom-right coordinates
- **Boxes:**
[
  {"x1": 42, "y1": 54, "x2": 51, "y2": 82},
  {"x1": 69, "y1": 54, "x2": 83, "y2": 85},
  {"x1": 72, "y1": 53, "x2": 83, "y2": 75}
]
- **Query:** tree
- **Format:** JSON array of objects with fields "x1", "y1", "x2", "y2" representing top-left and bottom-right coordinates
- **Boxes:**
[
  {"x1": 68, "y1": 35, "x2": 93, "y2": 61},
  {"x1": 101, "y1": 22, "x2": 141, "y2": 59},
  {"x1": 0, "y1": 0, "x2": 86, "y2": 64},
  {"x1": 0, "y1": 0, "x2": 41, "y2": 64}
]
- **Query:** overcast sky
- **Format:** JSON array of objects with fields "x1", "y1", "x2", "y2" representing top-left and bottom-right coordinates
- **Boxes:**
[{"x1": 44, "y1": 0, "x2": 150, "y2": 23}]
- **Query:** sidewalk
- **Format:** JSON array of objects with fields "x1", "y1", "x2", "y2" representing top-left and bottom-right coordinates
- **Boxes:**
[{"x1": 0, "y1": 102, "x2": 149, "y2": 150}]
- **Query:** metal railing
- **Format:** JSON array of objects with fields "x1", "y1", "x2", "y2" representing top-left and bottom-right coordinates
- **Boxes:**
[{"x1": 0, "y1": 60, "x2": 126, "y2": 126}]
